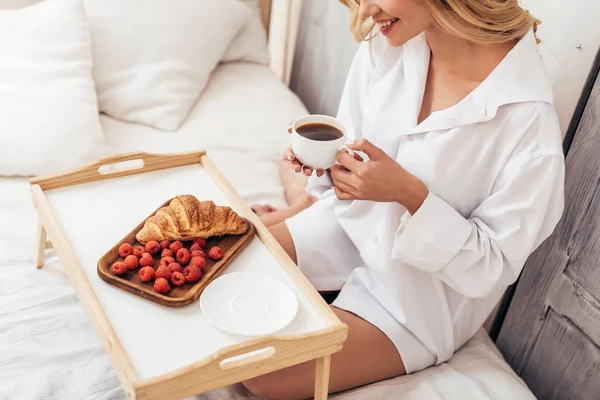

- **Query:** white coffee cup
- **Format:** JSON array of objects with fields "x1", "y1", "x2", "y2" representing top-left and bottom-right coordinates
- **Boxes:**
[{"x1": 291, "y1": 115, "x2": 354, "y2": 170}]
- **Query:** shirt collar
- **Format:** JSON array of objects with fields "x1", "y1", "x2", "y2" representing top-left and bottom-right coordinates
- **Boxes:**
[{"x1": 405, "y1": 29, "x2": 553, "y2": 135}]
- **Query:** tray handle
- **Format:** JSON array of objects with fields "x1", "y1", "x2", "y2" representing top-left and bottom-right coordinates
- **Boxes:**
[
  {"x1": 30, "y1": 151, "x2": 206, "y2": 191},
  {"x1": 136, "y1": 327, "x2": 347, "y2": 398},
  {"x1": 208, "y1": 327, "x2": 344, "y2": 372},
  {"x1": 218, "y1": 346, "x2": 277, "y2": 370}
]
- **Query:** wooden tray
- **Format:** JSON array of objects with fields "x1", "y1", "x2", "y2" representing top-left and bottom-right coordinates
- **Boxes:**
[
  {"x1": 30, "y1": 151, "x2": 348, "y2": 400},
  {"x1": 97, "y1": 198, "x2": 256, "y2": 307}
]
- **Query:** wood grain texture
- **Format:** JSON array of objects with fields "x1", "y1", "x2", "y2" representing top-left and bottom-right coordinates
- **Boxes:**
[
  {"x1": 30, "y1": 151, "x2": 206, "y2": 191},
  {"x1": 315, "y1": 355, "x2": 331, "y2": 400},
  {"x1": 289, "y1": 0, "x2": 358, "y2": 116},
  {"x1": 496, "y1": 51, "x2": 600, "y2": 399},
  {"x1": 97, "y1": 199, "x2": 256, "y2": 307},
  {"x1": 520, "y1": 309, "x2": 600, "y2": 400},
  {"x1": 135, "y1": 329, "x2": 346, "y2": 400},
  {"x1": 35, "y1": 220, "x2": 46, "y2": 268}
]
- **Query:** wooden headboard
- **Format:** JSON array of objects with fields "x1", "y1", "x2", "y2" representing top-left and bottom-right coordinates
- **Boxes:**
[
  {"x1": 495, "y1": 49, "x2": 600, "y2": 400},
  {"x1": 261, "y1": 0, "x2": 303, "y2": 87}
]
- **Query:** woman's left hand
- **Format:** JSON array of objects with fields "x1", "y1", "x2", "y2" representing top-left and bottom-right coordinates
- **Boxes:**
[{"x1": 330, "y1": 139, "x2": 429, "y2": 214}]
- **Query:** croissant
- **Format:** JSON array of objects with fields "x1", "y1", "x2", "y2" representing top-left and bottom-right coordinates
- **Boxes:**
[{"x1": 136, "y1": 195, "x2": 248, "y2": 244}]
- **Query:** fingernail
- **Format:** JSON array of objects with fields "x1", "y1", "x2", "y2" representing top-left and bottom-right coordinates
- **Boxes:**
[{"x1": 287, "y1": 155, "x2": 293, "y2": 161}]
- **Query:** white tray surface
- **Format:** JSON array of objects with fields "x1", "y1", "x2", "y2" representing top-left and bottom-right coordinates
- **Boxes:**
[{"x1": 45, "y1": 164, "x2": 329, "y2": 380}]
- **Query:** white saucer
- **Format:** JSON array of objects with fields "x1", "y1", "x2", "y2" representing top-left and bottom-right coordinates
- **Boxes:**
[{"x1": 199, "y1": 272, "x2": 299, "y2": 337}]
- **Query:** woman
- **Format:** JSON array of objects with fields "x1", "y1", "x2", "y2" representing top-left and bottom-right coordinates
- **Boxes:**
[{"x1": 244, "y1": 0, "x2": 565, "y2": 398}]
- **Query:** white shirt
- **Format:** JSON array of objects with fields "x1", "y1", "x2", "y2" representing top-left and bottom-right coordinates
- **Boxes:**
[{"x1": 307, "y1": 30, "x2": 565, "y2": 367}]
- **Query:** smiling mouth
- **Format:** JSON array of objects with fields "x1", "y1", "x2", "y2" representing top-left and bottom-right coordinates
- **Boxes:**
[{"x1": 376, "y1": 17, "x2": 399, "y2": 29}]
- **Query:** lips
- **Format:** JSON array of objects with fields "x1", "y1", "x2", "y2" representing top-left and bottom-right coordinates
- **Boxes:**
[{"x1": 376, "y1": 17, "x2": 399, "y2": 35}]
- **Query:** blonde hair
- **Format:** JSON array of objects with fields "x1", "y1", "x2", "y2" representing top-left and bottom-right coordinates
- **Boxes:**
[{"x1": 340, "y1": 0, "x2": 541, "y2": 44}]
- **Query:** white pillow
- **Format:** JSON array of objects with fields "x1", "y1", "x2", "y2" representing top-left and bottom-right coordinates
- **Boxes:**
[
  {"x1": 84, "y1": 0, "x2": 251, "y2": 131},
  {"x1": 0, "y1": 0, "x2": 106, "y2": 177},
  {"x1": 222, "y1": 0, "x2": 270, "y2": 65}
]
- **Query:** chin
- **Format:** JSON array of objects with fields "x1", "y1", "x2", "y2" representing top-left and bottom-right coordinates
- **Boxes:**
[
  {"x1": 384, "y1": 33, "x2": 412, "y2": 47},
  {"x1": 385, "y1": 36, "x2": 410, "y2": 47},
  {"x1": 382, "y1": 27, "x2": 419, "y2": 47}
]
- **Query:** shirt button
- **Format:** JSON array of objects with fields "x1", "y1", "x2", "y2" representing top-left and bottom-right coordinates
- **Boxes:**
[{"x1": 407, "y1": 135, "x2": 414, "y2": 141}]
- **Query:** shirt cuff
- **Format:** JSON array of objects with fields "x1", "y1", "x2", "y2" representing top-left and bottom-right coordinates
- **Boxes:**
[
  {"x1": 306, "y1": 173, "x2": 334, "y2": 199},
  {"x1": 392, "y1": 192, "x2": 472, "y2": 272}
]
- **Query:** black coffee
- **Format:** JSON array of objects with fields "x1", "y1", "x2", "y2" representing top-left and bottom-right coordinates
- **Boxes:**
[{"x1": 296, "y1": 123, "x2": 343, "y2": 141}]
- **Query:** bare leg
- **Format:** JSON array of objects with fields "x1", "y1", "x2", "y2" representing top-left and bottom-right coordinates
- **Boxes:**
[
  {"x1": 251, "y1": 159, "x2": 317, "y2": 226},
  {"x1": 242, "y1": 307, "x2": 406, "y2": 400},
  {"x1": 267, "y1": 221, "x2": 298, "y2": 263},
  {"x1": 279, "y1": 159, "x2": 311, "y2": 206},
  {"x1": 243, "y1": 224, "x2": 406, "y2": 399}
]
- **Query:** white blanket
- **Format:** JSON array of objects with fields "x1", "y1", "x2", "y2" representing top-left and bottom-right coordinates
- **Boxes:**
[{"x1": 0, "y1": 62, "x2": 534, "y2": 400}]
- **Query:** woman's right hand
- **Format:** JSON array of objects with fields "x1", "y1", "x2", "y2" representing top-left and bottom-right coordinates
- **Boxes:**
[{"x1": 285, "y1": 123, "x2": 326, "y2": 177}]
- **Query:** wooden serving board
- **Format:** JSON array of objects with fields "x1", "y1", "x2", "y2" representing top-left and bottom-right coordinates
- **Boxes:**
[{"x1": 97, "y1": 198, "x2": 256, "y2": 307}]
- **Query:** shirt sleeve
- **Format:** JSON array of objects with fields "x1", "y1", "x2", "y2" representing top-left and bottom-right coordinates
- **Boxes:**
[
  {"x1": 392, "y1": 152, "x2": 565, "y2": 298},
  {"x1": 307, "y1": 39, "x2": 377, "y2": 199}
]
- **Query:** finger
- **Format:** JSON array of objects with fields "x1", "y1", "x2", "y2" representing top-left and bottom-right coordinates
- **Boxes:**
[
  {"x1": 303, "y1": 166, "x2": 313, "y2": 176},
  {"x1": 284, "y1": 147, "x2": 295, "y2": 161},
  {"x1": 347, "y1": 138, "x2": 385, "y2": 161},
  {"x1": 288, "y1": 119, "x2": 295, "y2": 134},
  {"x1": 332, "y1": 179, "x2": 358, "y2": 196},
  {"x1": 334, "y1": 186, "x2": 355, "y2": 201},
  {"x1": 316, "y1": 169, "x2": 325, "y2": 177},
  {"x1": 336, "y1": 151, "x2": 364, "y2": 174},
  {"x1": 329, "y1": 164, "x2": 357, "y2": 187},
  {"x1": 292, "y1": 160, "x2": 302, "y2": 172}
]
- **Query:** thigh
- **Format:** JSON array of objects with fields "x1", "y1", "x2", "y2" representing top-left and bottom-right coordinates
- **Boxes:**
[
  {"x1": 269, "y1": 221, "x2": 297, "y2": 264},
  {"x1": 242, "y1": 306, "x2": 406, "y2": 400}
]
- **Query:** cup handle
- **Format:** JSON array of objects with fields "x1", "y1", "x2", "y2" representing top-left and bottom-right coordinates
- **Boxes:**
[{"x1": 339, "y1": 145, "x2": 355, "y2": 157}]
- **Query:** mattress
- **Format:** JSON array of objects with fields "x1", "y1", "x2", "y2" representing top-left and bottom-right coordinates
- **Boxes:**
[{"x1": 0, "y1": 62, "x2": 535, "y2": 400}]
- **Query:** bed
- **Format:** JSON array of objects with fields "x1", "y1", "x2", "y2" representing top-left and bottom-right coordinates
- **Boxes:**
[{"x1": 0, "y1": 0, "x2": 577, "y2": 399}]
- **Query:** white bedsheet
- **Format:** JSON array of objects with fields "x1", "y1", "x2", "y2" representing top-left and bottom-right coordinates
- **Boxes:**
[{"x1": 0, "y1": 62, "x2": 534, "y2": 400}]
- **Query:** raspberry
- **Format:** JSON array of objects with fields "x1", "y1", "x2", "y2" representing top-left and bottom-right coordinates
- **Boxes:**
[
  {"x1": 189, "y1": 256, "x2": 206, "y2": 271},
  {"x1": 119, "y1": 243, "x2": 133, "y2": 258},
  {"x1": 208, "y1": 246, "x2": 223, "y2": 261},
  {"x1": 176, "y1": 248, "x2": 192, "y2": 265},
  {"x1": 145, "y1": 241, "x2": 161, "y2": 255},
  {"x1": 184, "y1": 265, "x2": 202, "y2": 283},
  {"x1": 191, "y1": 249, "x2": 204, "y2": 258},
  {"x1": 169, "y1": 241, "x2": 183, "y2": 253},
  {"x1": 160, "y1": 240, "x2": 171, "y2": 250},
  {"x1": 160, "y1": 256, "x2": 175, "y2": 268},
  {"x1": 124, "y1": 255, "x2": 139, "y2": 270},
  {"x1": 170, "y1": 271, "x2": 186, "y2": 287},
  {"x1": 154, "y1": 278, "x2": 170, "y2": 294},
  {"x1": 155, "y1": 265, "x2": 172, "y2": 281},
  {"x1": 167, "y1": 262, "x2": 182, "y2": 273},
  {"x1": 111, "y1": 262, "x2": 127, "y2": 275},
  {"x1": 139, "y1": 253, "x2": 154, "y2": 267},
  {"x1": 139, "y1": 266, "x2": 155, "y2": 282},
  {"x1": 190, "y1": 242, "x2": 203, "y2": 253},
  {"x1": 133, "y1": 245, "x2": 145, "y2": 259},
  {"x1": 193, "y1": 238, "x2": 206, "y2": 248},
  {"x1": 161, "y1": 248, "x2": 174, "y2": 258}
]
